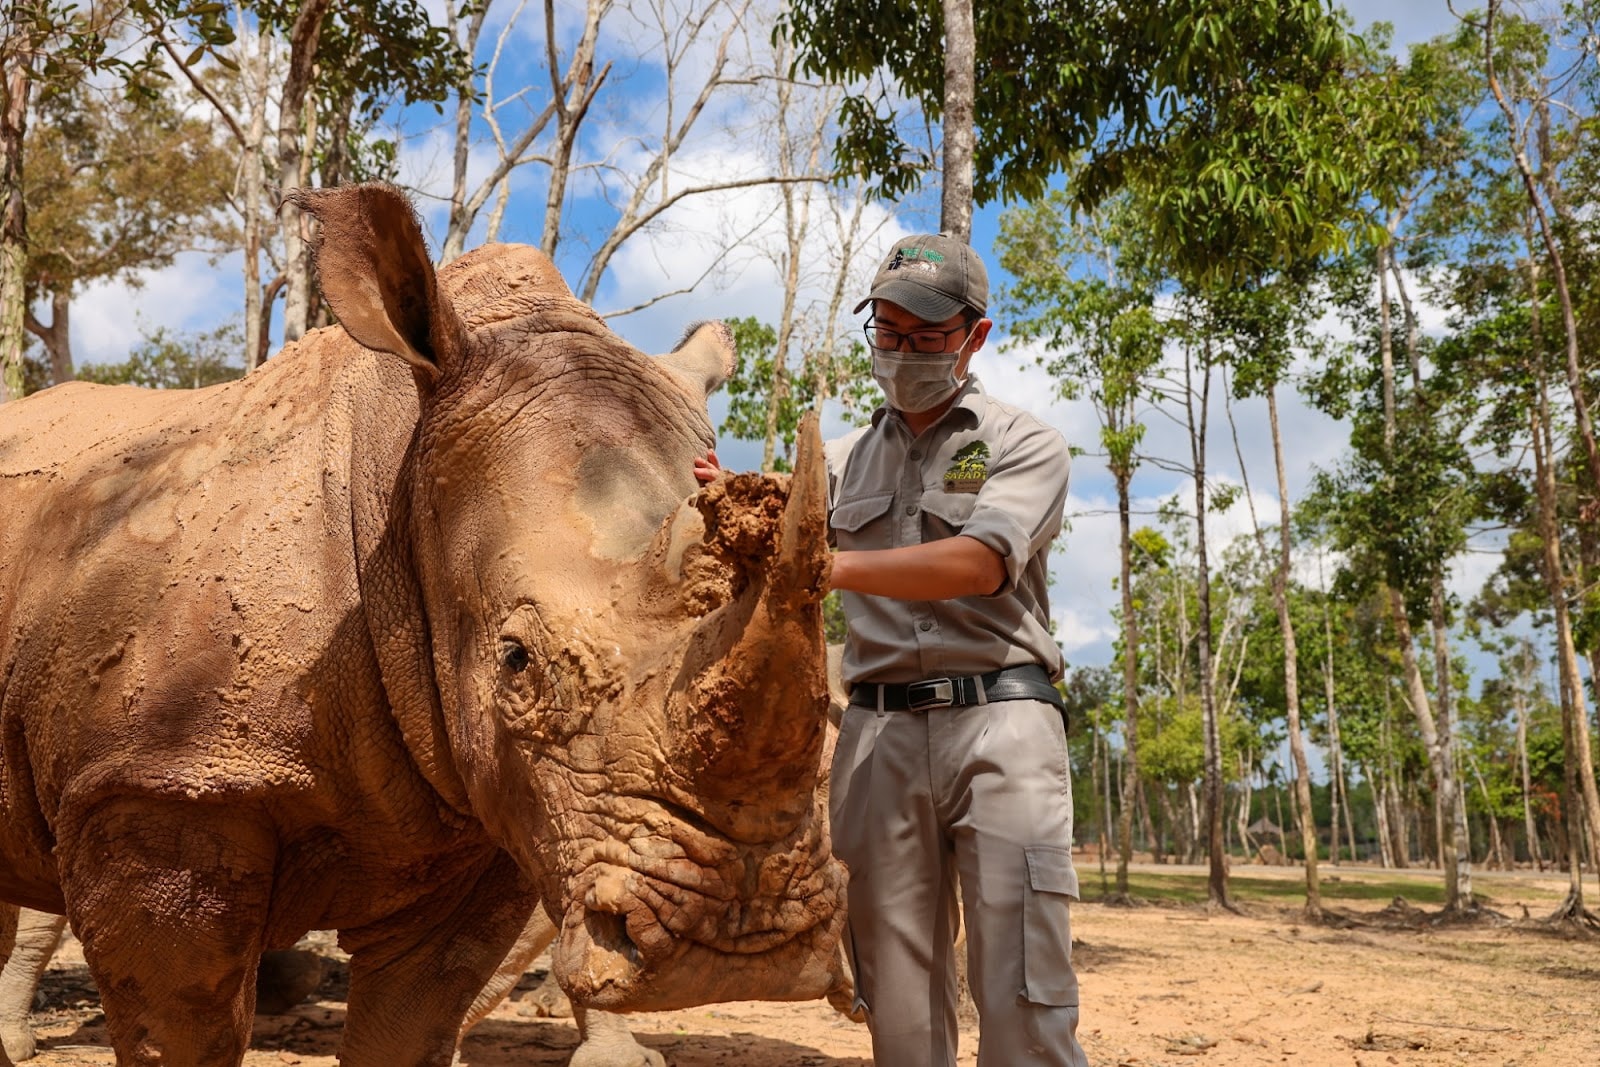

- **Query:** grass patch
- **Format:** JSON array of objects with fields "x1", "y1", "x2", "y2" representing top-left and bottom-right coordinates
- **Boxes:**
[{"x1": 1080, "y1": 869, "x2": 1452, "y2": 906}]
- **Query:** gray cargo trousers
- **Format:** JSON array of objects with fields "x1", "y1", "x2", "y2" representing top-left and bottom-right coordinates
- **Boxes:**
[{"x1": 830, "y1": 693, "x2": 1088, "y2": 1067}]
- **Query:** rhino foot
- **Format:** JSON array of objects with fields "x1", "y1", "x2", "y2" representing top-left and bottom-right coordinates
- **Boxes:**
[
  {"x1": 571, "y1": 1005, "x2": 663, "y2": 1067},
  {"x1": 515, "y1": 969, "x2": 572, "y2": 1019}
]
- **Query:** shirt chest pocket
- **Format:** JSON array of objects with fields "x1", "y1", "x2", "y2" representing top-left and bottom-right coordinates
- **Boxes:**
[
  {"x1": 829, "y1": 492, "x2": 895, "y2": 551},
  {"x1": 919, "y1": 489, "x2": 978, "y2": 540}
]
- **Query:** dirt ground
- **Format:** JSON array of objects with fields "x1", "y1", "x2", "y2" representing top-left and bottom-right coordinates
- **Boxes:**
[{"x1": 18, "y1": 864, "x2": 1600, "y2": 1066}]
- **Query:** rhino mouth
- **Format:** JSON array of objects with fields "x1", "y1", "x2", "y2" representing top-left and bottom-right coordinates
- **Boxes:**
[{"x1": 550, "y1": 843, "x2": 846, "y2": 1010}]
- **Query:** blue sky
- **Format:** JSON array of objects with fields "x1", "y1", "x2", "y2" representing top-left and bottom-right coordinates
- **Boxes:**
[{"x1": 63, "y1": 0, "x2": 1526, "y2": 712}]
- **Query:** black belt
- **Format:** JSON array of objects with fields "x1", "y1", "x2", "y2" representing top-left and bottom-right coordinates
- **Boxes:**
[{"x1": 851, "y1": 664, "x2": 1063, "y2": 713}]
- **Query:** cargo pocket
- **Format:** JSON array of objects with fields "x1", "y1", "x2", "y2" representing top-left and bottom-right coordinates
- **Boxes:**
[{"x1": 1022, "y1": 845, "x2": 1080, "y2": 1006}]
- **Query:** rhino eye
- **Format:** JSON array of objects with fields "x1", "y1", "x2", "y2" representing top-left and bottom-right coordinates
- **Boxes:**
[{"x1": 501, "y1": 639, "x2": 530, "y2": 674}]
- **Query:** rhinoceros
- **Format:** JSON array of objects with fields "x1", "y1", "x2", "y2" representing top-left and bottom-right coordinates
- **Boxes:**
[{"x1": 0, "y1": 183, "x2": 845, "y2": 1065}]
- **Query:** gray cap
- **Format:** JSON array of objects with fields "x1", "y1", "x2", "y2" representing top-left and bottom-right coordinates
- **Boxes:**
[{"x1": 853, "y1": 233, "x2": 989, "y2": 322}]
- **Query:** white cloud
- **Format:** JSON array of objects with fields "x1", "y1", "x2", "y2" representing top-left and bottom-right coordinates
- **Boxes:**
[{"x1": 69, "y1": 252, "x2": 241, "y2": 367}]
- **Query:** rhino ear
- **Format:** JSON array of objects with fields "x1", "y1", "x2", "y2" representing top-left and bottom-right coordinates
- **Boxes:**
[
  {"x1": 289, "y1": 183, "x2": 466, "y2": 380},
  {"x1": 657, "y1": 320, "x2": 736, "y2": 401}
]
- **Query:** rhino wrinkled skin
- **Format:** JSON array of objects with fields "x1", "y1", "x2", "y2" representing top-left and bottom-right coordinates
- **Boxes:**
[{"x1": 0, "y1": 184, "x2": 845, "y2": 1065}]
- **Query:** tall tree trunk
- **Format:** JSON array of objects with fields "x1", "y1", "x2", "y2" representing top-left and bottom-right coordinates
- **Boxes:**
[
  {"x1": 1273, "y1": 780, "x2": 1290, "y2": 861},
  {"x1": 0, "y1": 35, "x2": 31, "y2": 402},
  {"x1": 1158, "y1": 790, "x2": 1183, "y2": 867},
  {"x1": 1381, "y1": 686, "x2": 1410, "y2": 867},
  {"x1": 1267, "y1": 387, "x2": 1320, "y2": 912},
  {"x1": 1138, "y1": 776, "x2": 1159, "y2": 864},
  {"x1": 539, "y1": 0, "x2": 608, "y2": 261},
  {"x1": 1115, "y1": 464, "x2": 1141, "y2": 899},
  {"x1": 1389, "y1": 588, "x2": 1466, "y2": 908},
  {"x1": 442, "y1": 0, "x2": 490, "y2": 264},
  {"x1": 1365, "y1": 763, "x2": 1394, "y2": 869},
  {"x1": 759, "y1": 56, "x2": 826, "y2": 473},
  {"x1": 277, "y1": 0, "x2": 332, "y2": 344},
  {"x1": 1319, "y1": 550, "x2": 1357, "y2": 864},
  {"x1": 1236, "y1": 755, "x2": 1255, "y2": 859},
  {"x1": 1532, "y1": 375, "x2": 1600, "y2": 921},
  {"x1": 1522, "y1": 204, "x2": 1600, "y2": 890},
  {"x1": 938, "y1": 0, "x2": 974, "y2": 240},
  {"x1": 1187, "y1": 334, "x2": 1231, "y2": 908},
  {"x1": 1513, "y1": 657, "x2": 1543, "y2": 870},
  {"x1": 1091, "y1": 714, "x2": 1109, "y2": 886},
  {"x1": 1430, "y1": 578, "x2": 1473, "y2": 904},
  {"x1": 1467, "y1": 756, "x2": 1506, "y2": 869},
  {"x1": 241, "y1": 25, "x2": 272, "y2": 371}
]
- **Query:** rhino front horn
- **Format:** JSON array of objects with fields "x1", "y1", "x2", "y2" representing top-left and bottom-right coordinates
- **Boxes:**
[{"x1": 774, "y1": 410, "x2": 830, "y2": 606}]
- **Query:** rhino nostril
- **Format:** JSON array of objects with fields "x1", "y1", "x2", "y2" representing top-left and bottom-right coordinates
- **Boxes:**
[{"x1": 587, "y1": 910, "x2": 641, "y2": 967}]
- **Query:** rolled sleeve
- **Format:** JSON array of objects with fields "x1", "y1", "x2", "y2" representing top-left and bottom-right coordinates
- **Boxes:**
[{"x1": 959, "y1": 416, "x2": 1071, "y2": 597}]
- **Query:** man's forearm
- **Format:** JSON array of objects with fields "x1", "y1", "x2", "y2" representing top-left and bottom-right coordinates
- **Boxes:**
[{"x1": 827, "y1": 536, "x2": 1005, "y2": 601}]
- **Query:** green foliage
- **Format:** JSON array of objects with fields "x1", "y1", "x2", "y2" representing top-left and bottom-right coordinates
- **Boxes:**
[
  {"x1": 781, "y1": 0, "x2": 1362, "y2": 283},
  {"x1": 25, "y1": 78, "x2": 237, "y2": 302},
  {"x1": 15, "y1": 2, "x2": 240, "y2": 106},
  {"x1": 995, "y1": 190, "x2": 1164, "y2": 485},
  {"x1": 719, "y1": 316, "x2": 799, "y2": 471},
  {"x1": 1129, "y1": 527, "x2": 1171, "y2": 573},
  {"x1": 78, "y1": 323, "x2": 245, "y2": 390},
  {"x1": 1138, "y1": 695, "x2": 1206, "y2": 786},
  {"x1": 718, "y1": 316, "x2": 882, "y2": 468},
  {"x1": 251, "y1": 0, "x2": 472, "y2": 118}
]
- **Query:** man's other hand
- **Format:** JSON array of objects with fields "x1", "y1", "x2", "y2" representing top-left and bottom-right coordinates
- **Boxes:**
[{"x1": 693, "y1": 449, "x2": 721, "y2": 485}]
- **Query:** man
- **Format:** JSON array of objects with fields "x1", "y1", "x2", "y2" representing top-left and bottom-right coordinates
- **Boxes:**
[{"x1": 697, "y1": 234, "x2": 1084, "y2": 1066}]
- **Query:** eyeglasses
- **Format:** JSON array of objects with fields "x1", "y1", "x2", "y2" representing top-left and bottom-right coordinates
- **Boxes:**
[{"x1": 863, "y1": 317, "x2": 975, "y2": 354}]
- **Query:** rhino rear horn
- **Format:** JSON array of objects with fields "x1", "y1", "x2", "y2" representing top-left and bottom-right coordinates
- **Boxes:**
[
  {"x1": 656, "y1": 321, "x2": 735, "y2": 402},
  {"x1": 290, "y1": 183, "x2": 467, "y2": 381}
]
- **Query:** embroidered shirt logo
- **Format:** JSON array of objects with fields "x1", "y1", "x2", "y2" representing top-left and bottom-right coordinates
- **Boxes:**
[{"x1": 943, "y1": 441, "x2": 990, "y2": 493}]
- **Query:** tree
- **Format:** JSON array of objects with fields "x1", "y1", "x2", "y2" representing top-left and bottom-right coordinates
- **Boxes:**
[
  {"x1": 1, "y1": 0, "x2": 235, "y2": 401},
  {"x1": 995, "y1": 189, "x2": 1164, "y2": 899},
  {"x1": 1222, "y1": 278, "x2": 1326, "y2": 915},
  {"x1": 23, "y1": 78, "x2": 236, "y2": 384},
  {"x1": 147, "y1": 0, "x2": 467, "y2": 353},
  {"x1": 778, "y1": 1, "x2": 1359, "y2": 281},
  {"x1": 1473, "y1": 0, "x2": 1600, "y2": 512},
  {"x1": 76, "y1": 322, "x2": 246, "y2": 389}
]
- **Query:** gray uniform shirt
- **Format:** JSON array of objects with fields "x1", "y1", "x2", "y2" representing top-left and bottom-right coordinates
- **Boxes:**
[{"x1": 825, "y1": 374, "x2": 1070, "y2": 688}]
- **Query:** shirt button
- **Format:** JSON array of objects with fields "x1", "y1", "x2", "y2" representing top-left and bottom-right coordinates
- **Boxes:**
[
  {"x1": 919, "y1": 620, "x2": 933, "y2": 632},
  {"x1": 909, "y1": 450, "x2": 922, "y2": 461},
  {"x1": 905, "y1": 505, "x2": 917, "y2": 516}
]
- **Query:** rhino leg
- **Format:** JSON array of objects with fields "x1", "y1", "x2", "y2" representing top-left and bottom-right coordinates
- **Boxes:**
[
  {"x1": 456, "y1": 906, "x2": 658, "y2": 1067},
  {"x1": 341, "y1": 850, "x2": 535, "y2": 1067},
  {"x1": 461, "y1": 903, "x2": 558, "y2": 1033},
  {"x1": 0, "y1": 908, "x2": 67, "y2": 1063},
  {"x1": 57, "y1": 800, "x2": 275, "y2": 1066}
]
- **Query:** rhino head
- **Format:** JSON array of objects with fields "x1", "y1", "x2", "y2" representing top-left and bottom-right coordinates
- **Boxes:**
[{"x1": 298, "y1": 185, "x2": 844, "y2": 1011}]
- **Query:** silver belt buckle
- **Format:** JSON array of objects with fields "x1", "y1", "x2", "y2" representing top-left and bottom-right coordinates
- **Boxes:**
[{"x1": 906, "y1": 678, "x2": 956, "y2": 711}]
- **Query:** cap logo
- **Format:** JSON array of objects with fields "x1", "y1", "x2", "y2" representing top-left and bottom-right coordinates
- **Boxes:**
[{"x1": 886, "y1": 246, "x2": 947, "y2": 270}]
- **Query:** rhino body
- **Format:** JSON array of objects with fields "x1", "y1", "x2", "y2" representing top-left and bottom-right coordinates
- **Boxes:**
[{"x1": 0, "y1": 185, "x2": 844, "y2": 1065}]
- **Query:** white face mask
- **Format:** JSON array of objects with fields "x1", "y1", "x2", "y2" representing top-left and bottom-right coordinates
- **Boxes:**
[
  {"x1": 872, "y1": 350, "x2": 962, "y2": 413},
  {"x1": 871, "y1": 327, "x2": 977, "y2": 413}
]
